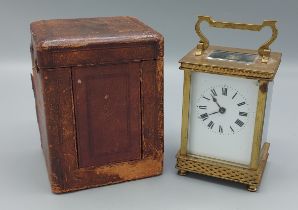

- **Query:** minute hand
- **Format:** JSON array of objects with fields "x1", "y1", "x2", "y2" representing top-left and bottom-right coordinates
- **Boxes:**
[{"x1": 211, "y1": 96, "x2": 223, "y2": 108}]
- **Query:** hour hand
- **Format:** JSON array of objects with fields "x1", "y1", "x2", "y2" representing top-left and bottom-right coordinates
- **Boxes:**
[
  {"x1": 208, "y1": 111, "x2": 219, "y2": 116},
  {"x1": 199, "y1": 111, "x2": 219, "y2": 121}
]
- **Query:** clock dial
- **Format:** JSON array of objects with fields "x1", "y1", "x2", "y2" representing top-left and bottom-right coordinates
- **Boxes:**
[
  {"x1": 187, "y1": 72, "x2": 259, "y2": 165},
  {"x1": 197, "y1": 85, "x2": 249, "y2": 135}
]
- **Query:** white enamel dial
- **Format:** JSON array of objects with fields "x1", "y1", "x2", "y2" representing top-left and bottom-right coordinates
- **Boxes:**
[
  {"x1": 187, "y1": 72, "x2": 259, "y2": 165},
  {"x1": 197, "y1": 85, "x2": 249, "y2": 135}
]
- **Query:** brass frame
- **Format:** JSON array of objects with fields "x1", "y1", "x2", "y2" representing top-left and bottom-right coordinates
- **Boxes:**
[
  {"x1": 180, "y1": 70, "x2": 191, "y2": 156},
  {"x1": 176, "y1": 69, "x2": 270, "y2": 192}
]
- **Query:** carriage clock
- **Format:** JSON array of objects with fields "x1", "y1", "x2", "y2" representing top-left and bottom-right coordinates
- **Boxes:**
[{"x1": 176, "y1": 16, "x2": 281, "y2": 191}]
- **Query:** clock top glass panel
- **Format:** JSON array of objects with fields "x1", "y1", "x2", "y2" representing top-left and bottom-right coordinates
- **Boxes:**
[
  {"x1": 187, "y1": 72, "x2": 259, "y2": 165},
  {"x1": 208, "y1": 50, "x2": 257, "y2": 64}
]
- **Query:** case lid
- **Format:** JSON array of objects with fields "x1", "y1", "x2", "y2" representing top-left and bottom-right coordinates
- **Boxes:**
[{"x1": 30, "y1": 16, "x2": 163, "y2": 68}]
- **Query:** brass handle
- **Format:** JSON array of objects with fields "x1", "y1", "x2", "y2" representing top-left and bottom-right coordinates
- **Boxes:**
[{"x1": 195, "y1": 16, "x2": 278, "y2": 63}]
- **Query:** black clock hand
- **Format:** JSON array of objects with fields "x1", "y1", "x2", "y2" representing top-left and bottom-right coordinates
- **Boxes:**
[
  {"x1": 199, "y1": 111, "x2": 219, "y2": 120},
  {"x1": 208, "y1": 111, "x2": 219, "y2": 116},
  {"x1": 211, "y1": 95, "x2": 222, "y2": 109},
  {"x1": 211, "y1": 95, "x2": 226, "y2": 114}
]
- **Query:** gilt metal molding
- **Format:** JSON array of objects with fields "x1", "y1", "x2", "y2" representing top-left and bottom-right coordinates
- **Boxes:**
[{"x1": 176, "y1": 143, "x2": 270, "y2": 192}]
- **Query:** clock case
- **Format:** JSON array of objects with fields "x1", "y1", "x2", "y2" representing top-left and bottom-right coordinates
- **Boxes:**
[
  {"x1": 30, "y1": 16, "x2": 164, "y2": 193},
  {"x1": 176, "y1": 16, "x2": 281, "y2": 191}
]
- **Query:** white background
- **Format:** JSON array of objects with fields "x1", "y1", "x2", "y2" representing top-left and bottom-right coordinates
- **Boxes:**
[{"x1": 1, "y1": 0, "x2": 298, "y2": 209}]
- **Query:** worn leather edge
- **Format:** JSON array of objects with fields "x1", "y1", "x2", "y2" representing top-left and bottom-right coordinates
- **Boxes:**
[
  {"x1": 31, "y1": 45, "x2": 65, "y2": 192},
  {"x1": 53, "y1": 158, "x2": 163, "y2": 194},
  {"x1": 42, "y1": 71, "x2": 65, "y2": 193},
  {"x1": 31, "y1": 68, "x2": 64, "y2": 192},
  {"x1": 128, "y1": 16, "x2": 164, "y2": 58},
  {"x1": 156, "y1": 58, "x2": 164, "y2": 161}
]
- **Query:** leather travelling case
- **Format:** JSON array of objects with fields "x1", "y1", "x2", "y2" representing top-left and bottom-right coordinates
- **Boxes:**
[{"x1": 30, "y1": 16, "x2": 164, "y2": 193}]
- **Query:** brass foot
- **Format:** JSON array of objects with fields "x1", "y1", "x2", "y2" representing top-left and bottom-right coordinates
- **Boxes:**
[
  {"x1": 247, "y1": 185, "x2": 258, "y2": 192},
  {"x1": 178, "y1": 170, "x2": 187, "y2": 176}
]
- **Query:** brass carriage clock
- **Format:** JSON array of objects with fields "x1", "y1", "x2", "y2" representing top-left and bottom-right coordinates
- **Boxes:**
[{"x1": 176, "y1": 16, "x2": 281, "y2": 191}]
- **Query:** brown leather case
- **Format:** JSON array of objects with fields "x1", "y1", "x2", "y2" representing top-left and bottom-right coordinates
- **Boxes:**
[{"x1": 30, "y1": 16, "x2": 164, "y2": 193}]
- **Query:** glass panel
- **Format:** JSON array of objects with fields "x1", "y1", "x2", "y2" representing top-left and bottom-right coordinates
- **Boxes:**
[
  {"x1": 208, "y1": 50, "x2": 257, "y2": 63},
  {"x1": 187, "y1": 71, "x2": 259, "y2": 165}
]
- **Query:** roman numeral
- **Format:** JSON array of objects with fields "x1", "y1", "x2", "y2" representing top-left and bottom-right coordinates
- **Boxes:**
[
  {"x1": 211, "y1": 89, "x2": 217, "y2": 96},
  {"x1": 239, "y1": 112, "x2": 248, "y2": 117},
  {"x1": 222, "y1": 87, "x2": 227, "y2": 96},
  {"x1": 199, "y1": 105, "x2": 207, "y2": 109},
  {"x1": 200, "y1": 113, "x2": 208, "y2": 121},
  {"x1": 232, "y1": 92, "x2": 238, "y2": 99},
  {"x1": 237, "y1": 101, "x2": 246, "y2": 106},
  {"x1": 203, "y1": 96, "x2": 210, "y2": 101},
  {"x1": 219, "y1": 125, "x2": 223, "y2": 133},
  {"x1": 230, "y1": 126, "x2": 234, "y2": 133},
  {"x1": 208, "y1": 121, "x2": 214, "y2": 129},
  {"x1": 235, "y1": 119, "x2": 244, "y2": 127}
]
